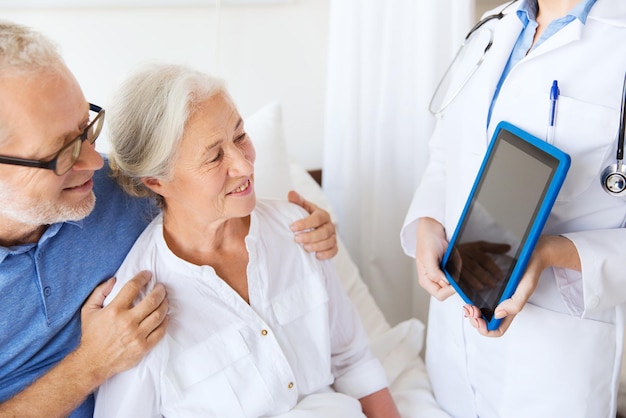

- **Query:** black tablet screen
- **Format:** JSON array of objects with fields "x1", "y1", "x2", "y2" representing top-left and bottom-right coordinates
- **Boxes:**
[{"x1": 444, "y1": 129, "x2": 559, "y2": 320}]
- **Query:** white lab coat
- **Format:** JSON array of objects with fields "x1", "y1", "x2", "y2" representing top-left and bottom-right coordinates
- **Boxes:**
[{"x1": 401, "y1": 1, "x2": 626, "y2": 417}]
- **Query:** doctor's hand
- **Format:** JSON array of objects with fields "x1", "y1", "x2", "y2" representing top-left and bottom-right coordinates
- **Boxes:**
[
  {"x1": 464, "y1": 234, "x2": 581, "y2": 337},
  {"x1": 288, "y1": 190, "x2": 338, "y2": 260},
  {"x1": 415, "y1": 217, "x2": 456, "y2": 301}
]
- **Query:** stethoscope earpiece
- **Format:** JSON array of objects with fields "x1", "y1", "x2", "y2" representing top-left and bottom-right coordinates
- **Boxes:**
[{"x1": 601, "y1": 163, "x2": 626, "y2": 196}]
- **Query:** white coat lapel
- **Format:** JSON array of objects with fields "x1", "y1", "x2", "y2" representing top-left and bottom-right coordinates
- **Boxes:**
[
  {"x1": 455, "y1": 12, "x2": 522, "y2": 149},
  {"x1": 529, "y1": 0, "x2": 626, "y2": 61},
  {"x1": 589, "y1": 0, "x2": 626, "y2": 27}
]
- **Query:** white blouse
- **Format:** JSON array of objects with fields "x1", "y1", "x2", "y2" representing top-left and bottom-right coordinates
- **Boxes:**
[{"x1": 94, "y1": 199, "x2": 387, "y2": 418}]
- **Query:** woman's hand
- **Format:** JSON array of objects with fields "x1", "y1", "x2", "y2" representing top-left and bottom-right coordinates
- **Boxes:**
[
  {"x1": 464, "y1": 234, "x2": 581, "y2": 337},
  {"x1": 288, "y1": 190, "x2": 338, "y2": 260},
  {"x1": 415, "y1": 217, "x2": 456, "y2": 301}
]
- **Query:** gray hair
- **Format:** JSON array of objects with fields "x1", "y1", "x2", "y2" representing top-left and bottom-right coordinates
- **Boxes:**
[
  {"x1": 0, "y1": 21, "x2": 65, "y2": 145},
  {"x1": 108, "y1": 63, "x2": 227, "y2": 206},
  {"x1": 0, "y1": 20, "x2": 64, "y2": 73}
]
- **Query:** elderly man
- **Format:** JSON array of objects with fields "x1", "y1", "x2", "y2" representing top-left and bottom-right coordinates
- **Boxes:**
[{"x1": 0, "y1": 21, "x2": 337, "y2": 417}]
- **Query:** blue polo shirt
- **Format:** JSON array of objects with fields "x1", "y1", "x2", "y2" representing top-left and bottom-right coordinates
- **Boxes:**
[{"x1": 0, "y1": 160, "x2": 156, "y2": 417}]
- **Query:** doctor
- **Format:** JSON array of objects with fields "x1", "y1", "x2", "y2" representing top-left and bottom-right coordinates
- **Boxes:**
[{"x1": 401, "y1": 0, "x2": 626, "y2": 417}]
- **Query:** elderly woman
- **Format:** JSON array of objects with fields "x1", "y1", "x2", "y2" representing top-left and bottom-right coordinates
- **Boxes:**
[{"x1": 93, "y1": 64, "x2": 399, "y2": 418}]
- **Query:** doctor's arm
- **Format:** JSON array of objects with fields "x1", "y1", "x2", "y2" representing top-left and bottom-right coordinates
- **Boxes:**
[
  {"x1": 465, "y1": 234, "x2": 580, "y2": 337},
  {"x1": 402, "y1": 123, "x2": 452, "y2": 299}
]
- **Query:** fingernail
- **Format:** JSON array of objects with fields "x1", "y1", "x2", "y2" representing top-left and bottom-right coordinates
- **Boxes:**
[
  {"x1": 463, "y1": 306, "x2": 471, "y2": 318},
  {"x1": 494, "y1": 309, "x2": 507, "y2": 319}
]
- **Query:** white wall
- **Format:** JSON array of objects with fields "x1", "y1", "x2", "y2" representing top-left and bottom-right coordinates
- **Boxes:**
[
  {"x1": 0, "y1": 1, "x2": 329, "y2": 169},
  {"x1": 475, "y1": 0, "x2": 505, "y2": 18}
]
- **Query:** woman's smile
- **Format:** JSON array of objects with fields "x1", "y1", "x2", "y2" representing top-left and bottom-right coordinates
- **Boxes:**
[{"x1": 227, "y1": 177, "x2": 253, "y2": 196}]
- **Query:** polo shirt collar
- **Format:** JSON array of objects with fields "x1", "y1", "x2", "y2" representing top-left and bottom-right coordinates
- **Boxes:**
[{"x1": 0, "y1": 220, "x2": 83, "y2": 263}]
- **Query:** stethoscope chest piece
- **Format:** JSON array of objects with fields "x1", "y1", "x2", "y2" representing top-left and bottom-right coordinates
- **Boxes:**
[
  {"x1": 601, "y1": 72, "x2": 626, "y2": 196},
  {"x1": 601, "y1": 162, "x2": 626, "y2": 196}
]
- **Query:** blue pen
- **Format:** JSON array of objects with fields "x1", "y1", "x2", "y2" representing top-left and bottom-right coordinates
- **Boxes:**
[{"x1": 546, "y1": 80, "x2": 559, "y2": 143}]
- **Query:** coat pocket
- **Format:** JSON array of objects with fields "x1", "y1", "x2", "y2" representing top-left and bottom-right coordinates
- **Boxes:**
[{"x1": 552, "y1": 95, "x2": 619, "y2": 202}]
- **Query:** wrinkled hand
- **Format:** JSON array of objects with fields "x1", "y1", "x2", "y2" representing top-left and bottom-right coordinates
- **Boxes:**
[
  {"x1": 77, "y1": 271, "x2": 169, "y2": 382},
  {"x1": 288, "y1": 190, "x2": 338, "y2": 260},
  {"x1": 463, "y1": 235, "x2": 575, "y2": 337},
  {"x1": 415, "y1": 217, "x2": 456, "y2": 301}
]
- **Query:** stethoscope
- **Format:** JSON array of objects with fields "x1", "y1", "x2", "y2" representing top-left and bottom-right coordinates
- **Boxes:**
[
  {"x1": 601, "y1": 72, "x2": 626, "y2": 196},
  {"x1": 429, "y1": 0, "x2": 626, "y2": 197},
  {"x1": 428, "y1": 0, "x2": 519, "y2": 116}
]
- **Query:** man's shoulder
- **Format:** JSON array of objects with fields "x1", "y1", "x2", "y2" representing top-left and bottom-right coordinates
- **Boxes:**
[
  {"x1": 92, "y1": 160, "x2": 131, "y2": 200},
  {"x1": 47, "y1": 160, "x2": 157, "y2": 283},
  {"x1": 91, "y1": 160, "x2": 157, "y2": 221}
]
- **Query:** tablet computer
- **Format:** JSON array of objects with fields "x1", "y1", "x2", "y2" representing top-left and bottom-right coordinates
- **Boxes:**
[{"x1": 441, "y1": 121, "x2": 570, "y2": 331}]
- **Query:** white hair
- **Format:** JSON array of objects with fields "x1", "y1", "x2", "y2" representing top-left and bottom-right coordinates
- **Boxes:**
[
  {"x1": 108, "y1": 63, "x2": 227, "y2": 206},
  {"x1": 0, "y1": 20, "x2": 64, "y2": 73},
  {"x1": 0, "y1": 21, "x2": 66, "y2": 144}
]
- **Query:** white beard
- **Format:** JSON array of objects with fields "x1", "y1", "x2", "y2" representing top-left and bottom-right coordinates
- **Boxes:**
[{"x1": 0, "y1": 186, "x2": 96, "y2": 226}]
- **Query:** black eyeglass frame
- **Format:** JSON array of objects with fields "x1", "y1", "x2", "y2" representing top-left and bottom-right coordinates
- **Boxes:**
[{"x1": 0, "y1": 103, "x2": 105, "y2": 176}]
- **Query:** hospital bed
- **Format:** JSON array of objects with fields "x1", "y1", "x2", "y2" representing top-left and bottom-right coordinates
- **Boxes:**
[{"x1": 247, "y1": 102, "x2": 449, "y2": 417}]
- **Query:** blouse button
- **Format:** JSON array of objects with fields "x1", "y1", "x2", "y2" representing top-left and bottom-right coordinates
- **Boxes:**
[
  {"x1": 261, "y1": 329, "x2": 268, "y2": 336},
  {"x1": 288, "y1": 382, "x2": 294, "y2": 389}
]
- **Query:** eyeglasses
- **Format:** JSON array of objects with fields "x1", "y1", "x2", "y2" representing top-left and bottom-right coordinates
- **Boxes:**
[
  {"x1": 429, "y1": 0, "x2": 518, "y2": 116},
  {"x1": 0, "y1": 103, "x2": 105, "y2": 175}
]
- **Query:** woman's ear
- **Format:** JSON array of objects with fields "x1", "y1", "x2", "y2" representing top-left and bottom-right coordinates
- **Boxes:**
[{"x1": 142, "y1": 177, "x2": 164, "y2": 195}]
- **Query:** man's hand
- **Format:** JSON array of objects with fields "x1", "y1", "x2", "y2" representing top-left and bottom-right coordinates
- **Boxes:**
[
  {"x1": 0, "y1": 272, "x2": 169, "y2": 417},
  {"x1": 288, "y1": 190, "x2": 338, "y2": 260},
  {"x1": 78, "y1": 271, "x2": 169, "y2": 383}
]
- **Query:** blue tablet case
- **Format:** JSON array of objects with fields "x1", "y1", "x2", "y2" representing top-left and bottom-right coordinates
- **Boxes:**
[{"x1": 441, "y1": 121, "x2": 570, "y2": 331}]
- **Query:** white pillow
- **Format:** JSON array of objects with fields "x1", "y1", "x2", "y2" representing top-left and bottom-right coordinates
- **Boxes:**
[
  {"x1": 245, "y1": 102, "x2": 293, "y2": 199},
  {"x1": 245, "y1": 102, "x2": 388, "y2": 339}
]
